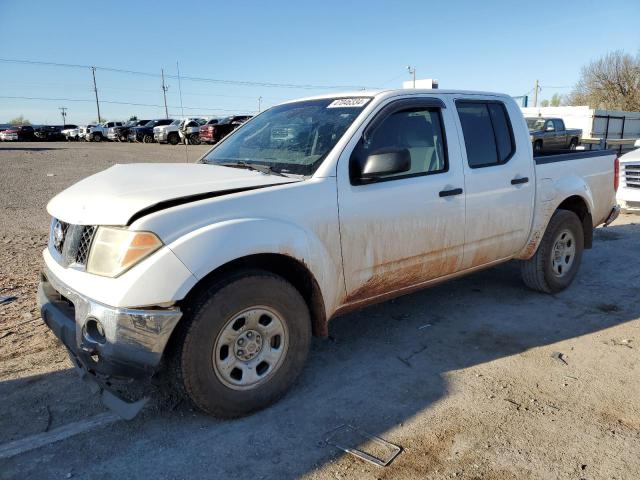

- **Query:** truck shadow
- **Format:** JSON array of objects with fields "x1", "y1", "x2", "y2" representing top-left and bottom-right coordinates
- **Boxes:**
[{"x1": 1, "y1": 220, "x2": 639, "y2": 478}]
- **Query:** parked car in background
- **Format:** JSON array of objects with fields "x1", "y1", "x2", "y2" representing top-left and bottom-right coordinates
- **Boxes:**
[
  {"x1": 617, "y1": 147, "x2": 640, "y2": 213},
  {"x1": 129, "y1": 119, "x2": 174, "y2": 143},
  {"x1": 78, "y1": 125, "x2": 96, "y2": 141},
  {"x1": 180, "y1": 118, "x2": 207, "y2": 145},
  {"x1": 88, "y1": 121, "x2": 124, "y2": 142},
  {"x1": 153, "y1": 119, "x2": 182, "y2": 145},
  {"x1": 35, "y1": 125, "x2": 66, "y2": 141},
  {"x1": 155, "y1": 118, "x2": 206, "y2": 145},
  {"x1": 113, "y1": 120, "x2": 151, "y2": 142},
  {"x1": 38, "y1": 90, "x2": 619, "y2": 419},
  {"x1": 0, "y1": 125, "x2": 35, "y2": 142},
  {"x1": 199, "y1": 115, "x2": 251, "y2": 144},
  {"x1": 61, "y1": 125, "x2": 81, "y2": 141},
  {"x1": 526, "y1": 117, "x2": 582, "y2": 154}
]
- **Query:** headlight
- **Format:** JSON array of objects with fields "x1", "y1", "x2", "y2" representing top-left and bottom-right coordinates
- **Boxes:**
[{"x1": 86, "y1": 227, "x2": 163, "y2": 277}]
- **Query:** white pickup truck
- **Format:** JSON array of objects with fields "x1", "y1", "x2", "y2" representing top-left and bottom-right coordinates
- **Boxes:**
[
  {"x1": 154, "y1": 118, "x2": 206, "y2": 145},
  {"x1": 617, "y1": 147, "x2": 640, "y2": 213},
  {"x1": 87, "y1": 121, "x2": 124, "y2": 142},
  {"x1": 38, "y1": 89, "x2": 619, "y2": 419}
]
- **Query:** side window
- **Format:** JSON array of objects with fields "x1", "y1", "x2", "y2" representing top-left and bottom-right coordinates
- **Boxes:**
[
  {"x1": 353, "y1": 107, "x2": 447, "y2": 181},
  {"x1": 456, "y1": 101, "x2": 515, "y2": 168},
  {"x1": 545, "y1": 120, "x2": 555, "y2": 131},
  {"x1": 554, "y1": 119, "x2": 565, "y2": 131}
]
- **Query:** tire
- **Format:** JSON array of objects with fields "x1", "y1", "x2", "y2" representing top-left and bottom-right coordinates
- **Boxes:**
[
  {"x1": 189, "y1": 134, "x2": 201, "y2": 145},
  {"x1": 92, "y1": 133, "x2": 102, "y2": 142},
  {"x1": 533, "y1": 140, "x2": 543, "y2": 155},
  {"x1": 143, "y1": 134, "x2": 154, "y2": 144},
  {"x1": 569, "y1": 138, "x2": 578, "y2": 150},
  {"x1": 168, "y1": 132, "x2": 180, "y2": 145},
  {"x1": 520, "y1": 209, "x2": 584, "y2": 294},
  {"x1": 174, "y1": 270, "x2": 311, "y2": 417}
]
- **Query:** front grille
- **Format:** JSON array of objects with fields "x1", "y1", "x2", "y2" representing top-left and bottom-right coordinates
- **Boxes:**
[
  {"x1": 49, "y1": 219, "x2": 97, "y2": 268},
  {"x1": 624, "y1": 164, "x2": 640, "y2": 189},
  {"x1": 75, "y1": 226, "x2": 96, "y2": 265}
]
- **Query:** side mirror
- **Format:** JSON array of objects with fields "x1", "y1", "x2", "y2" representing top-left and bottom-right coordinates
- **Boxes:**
[
  {"x1": 546, "y1": 125, "x2": 555, "y2": 131},
  {"x1": 359, "y1": 148, "x2": 411, "y2": 181}
]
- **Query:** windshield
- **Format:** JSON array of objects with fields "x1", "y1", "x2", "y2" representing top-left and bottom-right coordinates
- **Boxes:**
[
  {"x1": 171, "y1": 119, "x2": 182, "y2": 126},
  {"x1": 202, "y1": 98, "x2": 370, "y2": 176},
  {"x1": 526, "y1": 118, "x2": 546, "y2": 131}
]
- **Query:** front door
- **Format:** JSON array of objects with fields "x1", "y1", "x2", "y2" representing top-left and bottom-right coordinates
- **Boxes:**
[{"x1": 337, "y1": 97, "x2": 466, "y2": 304}]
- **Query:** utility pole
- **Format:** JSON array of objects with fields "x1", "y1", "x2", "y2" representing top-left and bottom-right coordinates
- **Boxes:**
[
  {"x1": 407, "y1": 66, "x2": 416, "y2": 88},
  {"x1": 91, "y1": 66, "x2": 102, "y2": 123},
  {"x1": 59, "y1": 107, "x2": 67, "y2": 127},
  {"x1": 161, "y1": 68, "x2": 169, "y2": 119},
  {"x1": 533, "y1": 79, "x2": 539, "y2": 108},
  {"x1": 258, "y1": 96, "x2": 263, "y2": 112}
]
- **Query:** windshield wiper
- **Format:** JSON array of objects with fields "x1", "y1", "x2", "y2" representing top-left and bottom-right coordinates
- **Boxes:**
[{"x1": 221, "y1": 161, "x2": 287, "y2": 177}]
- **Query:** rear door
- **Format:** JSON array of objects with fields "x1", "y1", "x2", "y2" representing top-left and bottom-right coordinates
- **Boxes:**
[
  {"x1": 454, "y1": 97, "x2": 535, "y2": 269},
  {"x1": 338, "y1": 96, "x2": 466, "y2": 303}
]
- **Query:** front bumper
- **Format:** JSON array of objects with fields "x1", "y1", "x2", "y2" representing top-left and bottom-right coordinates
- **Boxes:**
[
  {"x1": 38, "y1": 268, "x2": 182, "y2": 417},
  {"x1": 154, "y1": 132, "x2": 168, "y2": 142}
]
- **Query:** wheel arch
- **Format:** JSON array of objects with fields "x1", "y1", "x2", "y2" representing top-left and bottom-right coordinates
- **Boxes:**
[
  {"x1": 556, "y1": 195, "x2": 593, "y2": 248},
  {"x1": 517, "y1": 192, "x2": 593, "y2": 260},
  {"x1": 177, "y1": 253, "x2": 328, "y2": 338}
]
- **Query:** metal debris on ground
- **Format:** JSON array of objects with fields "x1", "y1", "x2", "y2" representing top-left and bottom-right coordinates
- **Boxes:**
[
  {"x1": 0, "y1": 296, "x2": 18, "y2": 306},
  {"x1": 551, "y1": 352, "x2": 569, "y2": 365},
  {"x1": 324, "y1": 424, "x2": 402, "y2": 467},
  {"x1": 612, "y1": 339, "x2": 633, "y2": 349}
]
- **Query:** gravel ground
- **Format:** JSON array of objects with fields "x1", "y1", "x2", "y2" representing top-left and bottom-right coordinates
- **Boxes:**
[{"x1": 0, "y1": 142, "x2": 638, "y2": 479}]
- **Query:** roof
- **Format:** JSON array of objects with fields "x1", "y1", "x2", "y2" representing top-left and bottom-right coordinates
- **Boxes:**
[{"x1": 281, "y1": 88, "x2": 511, "y2": 105}]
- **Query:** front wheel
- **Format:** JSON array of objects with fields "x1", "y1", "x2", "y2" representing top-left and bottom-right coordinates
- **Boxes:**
[
  {"x1": 168, "y1": 132, "x2": 180, "y2": 145},
  {"x1": 142, "y1": 134, "x2": 154, "y2": 144},
  {"x1": 520, "y1": 209, "x2": 584, "y2": 294},
  {"x1": 175, "y1": 270, "x2": 311, "y2": 417},
  {"x1": 92, "y1": 133, "x2": 102, "y2": 142},
  {"x1": 188, "y1": 134, "x2": 201, "y2": 145}
]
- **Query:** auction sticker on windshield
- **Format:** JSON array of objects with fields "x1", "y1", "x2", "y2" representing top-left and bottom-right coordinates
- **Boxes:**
[{"x1": 327, "y1": 98, "x2": 371, "y2": 108}]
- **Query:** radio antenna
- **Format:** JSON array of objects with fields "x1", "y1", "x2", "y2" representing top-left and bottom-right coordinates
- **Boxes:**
[{"x1": 176, "y1": 60, "x2": 188, "y2": 163}]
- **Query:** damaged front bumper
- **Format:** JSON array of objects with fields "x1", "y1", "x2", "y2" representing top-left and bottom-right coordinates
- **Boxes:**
[{"x1": 38, "y1": 268, "x2": 182, "y2": 419}]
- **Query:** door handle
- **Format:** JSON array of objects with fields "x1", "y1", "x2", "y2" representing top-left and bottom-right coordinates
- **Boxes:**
[
  {"x1": 511, "y1": 177, "x2": 529, "y2": 185},
  {"x1": 439, "y1": 188, "x2": 463, "y2": 197}
]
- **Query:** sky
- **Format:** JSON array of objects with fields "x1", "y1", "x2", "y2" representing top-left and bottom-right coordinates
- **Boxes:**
[{"x1": 0, "y1": 0, "x2": 638, "y2": 125}]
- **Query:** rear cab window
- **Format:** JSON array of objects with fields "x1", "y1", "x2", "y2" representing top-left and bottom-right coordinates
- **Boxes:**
[{"x1": 455, "y1": 100, "x2": 515, "y2": 168}]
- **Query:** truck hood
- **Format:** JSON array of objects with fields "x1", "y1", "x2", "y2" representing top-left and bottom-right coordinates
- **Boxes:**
[{"x1": 47, "y1": 163, "x2": 299, "y2": 226}]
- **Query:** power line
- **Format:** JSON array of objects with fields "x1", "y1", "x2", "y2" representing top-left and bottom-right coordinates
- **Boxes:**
[
  {"x1": 0, "y1": 57, "x2": 375, "y2": 90},
  {"x1": 0, "y1": 95, "x2": 253, "y2": 113}
]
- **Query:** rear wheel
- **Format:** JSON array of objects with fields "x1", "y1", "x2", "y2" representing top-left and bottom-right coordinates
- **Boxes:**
[
  {"x1": 569, "y1": 138, "x2": 578, "y2": 150},
  {"x1": 533, "y1": 140, "x2": 543, "y2": 155},
  {"x1": 175, "y1": 270, "x2": 311, "y2": 417},
  {"x1": 520, "y1": 209, "x2": 584, "y2": 293}
]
